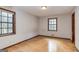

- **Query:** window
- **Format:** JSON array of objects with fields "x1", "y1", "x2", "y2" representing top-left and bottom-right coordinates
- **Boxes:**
[
  {"x1": 0, "y1": 8, "x2": 16, "y2": 37},
  {"x1": 48, "y1": 18, "x2": 57, "y2": 31}
]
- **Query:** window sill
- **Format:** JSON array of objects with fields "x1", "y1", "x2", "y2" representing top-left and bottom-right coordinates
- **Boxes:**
[{"x1": 0, "y1": 33, "x2": 16, "y2": 37}]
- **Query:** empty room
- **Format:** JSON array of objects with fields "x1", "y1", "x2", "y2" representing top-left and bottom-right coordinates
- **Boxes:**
[{"x1": 0, "y1": 6, "x2": 79, "y2": 52}]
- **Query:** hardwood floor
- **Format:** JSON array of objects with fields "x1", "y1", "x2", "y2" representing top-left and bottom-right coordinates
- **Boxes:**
[{"x1": 4, "y1": 36, "x2": 77, "y2": 52}]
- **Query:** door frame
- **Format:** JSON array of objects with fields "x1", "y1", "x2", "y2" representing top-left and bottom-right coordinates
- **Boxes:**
[{"x1": 72, "y1": 12, "x2": 75, "y2": 44}]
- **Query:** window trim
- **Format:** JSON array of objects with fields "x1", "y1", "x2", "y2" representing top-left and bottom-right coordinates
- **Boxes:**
[
  {"x1": 48, "y1": 18, "x2": 57, "y2": 31},
  {"x1": 0, "y1": 8, "x2": 16, "y2": 37}
]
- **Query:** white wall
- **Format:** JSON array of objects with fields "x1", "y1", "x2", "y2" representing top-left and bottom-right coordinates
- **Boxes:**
[
  {"x1": 0, "y1": 7, "x2": 38, "y2": 49},
  {"x1": 38, "y1": 14, "x2": 72, "y2": 39},
  {"x1": 75, "y1": 6, "x2": 79, "y2": 50}
]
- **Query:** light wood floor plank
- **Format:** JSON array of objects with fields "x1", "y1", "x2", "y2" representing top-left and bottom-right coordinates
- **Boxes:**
[{"x1": 4, "y1": 36, "x2": 77, "y2": 52}]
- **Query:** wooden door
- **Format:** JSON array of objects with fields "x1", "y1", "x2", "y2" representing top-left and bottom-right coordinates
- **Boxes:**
[{"x1": 72, "y1": 13, "x2": 75, "y2": 44}]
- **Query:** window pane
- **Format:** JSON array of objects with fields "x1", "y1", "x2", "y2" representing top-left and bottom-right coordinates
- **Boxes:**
[
  {"x1": 53, "y1": 25, "x2": 56, "y2": 28},
  {"x1": 0, "y1": 10, "x2": 1, "y2": 16},
  {"x1": 2, "y1": 29, "x2": 7, "y2": 34},
  {"x1": 2, "y1": 17, "x2": 7, "y2": 22},
  {"x1": 49, "y1": 19, "x2": 56, "y2": 24},
  {"x1": 49, "y1": 25, "x2": 53, "y2": 30},
  {"x1": 49, "y1": 20, "x2": 54, "y2": 24},
  {"x1": 8, "y1": 13, "x2": 13, "y2": 17},
  {"x1": 2, "y1": 23, "x2": 7, "y2": 28},
  {"x1": 8, "y1": 29, "x2": 12, "y2": 33},
  {"x1": 53, "y1": 21, "x2": 56, "y2": 24},
  {"x1": 49, "y1": 21, "x2": 52, "y2": 24},
  {"x1": 0, "y1": 16, "x2": 1, "y2": 22},
  {"x1": 0, "y1": 29, "x2": 1, "y2": 34},
  {"x1": 53, "y1": 19, "x2": 56, "y2": 22},
  {"x1": 8, "y1": 17, "x2": 12, "y2": 22},
  {"x1": 49, "y1": 27, "x2": 53, "y2": 30},
  {"x1": 0, "y1": 23, "x2": 1, "y2": 28},
  {"x1": 8, "y1": 23, "x2": 12, "y2": 28},
  {"x1": 2, "y1": 12, "x2": 7, "y2": 17},
  {"x1": 49, "y1": 19, "x2": 53, "y2": 22},
  {"x1": 53, "y1": 27, "x2": 56, "y2": 30}
]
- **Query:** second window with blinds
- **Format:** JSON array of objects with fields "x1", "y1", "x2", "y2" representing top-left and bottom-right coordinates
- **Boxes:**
[{"x1": 48, "y1": 18, "x2": 57, "y2": 31}]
